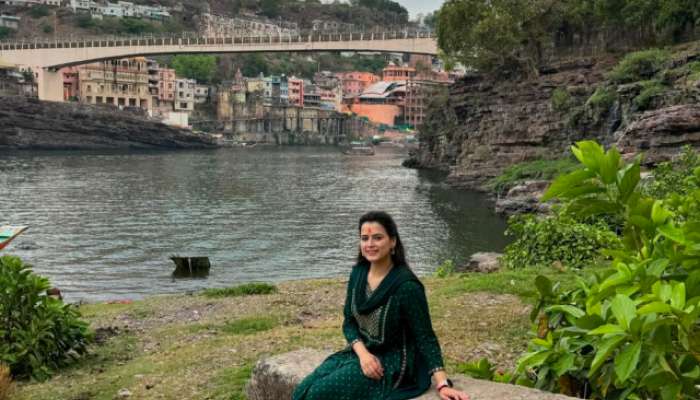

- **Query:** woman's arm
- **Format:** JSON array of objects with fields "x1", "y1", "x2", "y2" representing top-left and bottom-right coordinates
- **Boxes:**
[{"x1": 342, "y1": 273, "x2": 361, "y2": 345}]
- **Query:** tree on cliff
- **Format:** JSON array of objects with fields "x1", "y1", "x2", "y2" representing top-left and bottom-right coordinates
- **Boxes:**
[{"x1": 172, "y1": 55, "x2": 217, "y2": 84}]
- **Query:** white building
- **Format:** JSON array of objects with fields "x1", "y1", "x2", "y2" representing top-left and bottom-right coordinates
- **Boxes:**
[
  {"x1": 0, "y1": 14, "x2": 20, "y2": 30},
  {"x1": 174, "y1": 78, "x2": 195, "y2": 112},
  {"x1": 194, "y1": 84, "x2": 209, "y2": 104}
]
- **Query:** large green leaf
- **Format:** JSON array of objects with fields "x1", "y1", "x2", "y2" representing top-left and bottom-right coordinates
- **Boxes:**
[
  {"x1": 545, "y1": 305, "x2": 586, "y2": 319},
  {"x1": 638, "y1": 301, "x2": 672, "y2": 315},
  {"x1": 542, "y1": 169, "x2": 594, "y2": 201},
  {"x1": 600, "y1": 147, "x2": 621, "y2": 184},
  {"x1": 615, "y1": 342, "x2": 642, "y2": 384},
  {"x1": 617, "y1": 160, "x2": 641, "y2": 204},
  {"x1": 588, "y1": 324, "x2": 626, "y2": 335},
  {"x1": 611, "y1": 294, "x2": 637, "y2": 330},
  {"x1": 573, "y1": 140, "x2": 605, "y2": 172},
  {"x1": 590, "y1": 335, "x2": 626, "y2": 375}
]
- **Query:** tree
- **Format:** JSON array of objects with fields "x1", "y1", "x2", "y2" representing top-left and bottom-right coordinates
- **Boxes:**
[{"x1": 172, "y1": 55, "x2": 217, "y2": 83}]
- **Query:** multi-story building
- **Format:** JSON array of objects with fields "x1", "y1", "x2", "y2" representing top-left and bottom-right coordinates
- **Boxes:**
[
  {"x1": 0, "y1": 14, "x2": 20, "y2": 29},
  {"x1": 287, "y1": 77, "x2": 304, "y2": 107},
  {"x1": 174, "y1": 78, "x2": 195, "y2": 112},
  {"x1": 157, "y1": 67, "x2": 176, "y2": 105},
  {"x1": 303, "y1": 82, "x2": 321, "y2": 108},
  {"x1": 0, "y1": 0, "x2": 59, "y2": 6},
  {"x1": 78, "y1": 57, "x2": 151, "y2": 110},
  {"x1": 311, "y1": 19, "x2": 354, "y2": 32},
  {"x1": 194, "y1": 84, "x2": 209, "y2": 104},
  {"x1": 335, "y1": 71, "x2": 379, "y2": 98},
  {"x1": 60, "y1": 66, "x2": 80, "y2": 100},
  {"x1": 382, "y1": 63, "x2": 416, "y2": 82},
  {"x1": 198, "y1": 11, "x2": 298, "y2": 37}
]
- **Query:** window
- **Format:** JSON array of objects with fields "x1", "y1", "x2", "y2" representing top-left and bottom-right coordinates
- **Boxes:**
[
  {"x1": 86, "y1": 85, "x2": 92, "y2": 93},
  {"x1": 180, "y1": 102, "x2": 187, "y2": 108}
]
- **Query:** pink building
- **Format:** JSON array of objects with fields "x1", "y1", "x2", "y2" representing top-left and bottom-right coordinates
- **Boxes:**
[
  {"x1": 335, "y1": 71, "x2": 379, "y2": 98},
  {"x1": 288, "y1": 77, "x2": 304, "y2": 107},
  {"x1": 61, "y1": 66, "x2": 80, "y2": 101},
  {"x1": 158, "y1": 68, "x2": 176, "y2": 103}
]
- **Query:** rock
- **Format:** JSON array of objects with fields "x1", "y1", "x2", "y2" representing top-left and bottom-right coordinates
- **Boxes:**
[
  {"x1": 457, "y1": 252, "x2": 502, "y2": 273},
  {"x1": 616, "y1": 104, "x2": 700, "y2": 164},
  {"x1": 116, "y1": 388, "x2": 131, "y2": 398},
  {"x1": 246, "y1": 349, "x2": 579, "y2": 400},
  {"x1": 494, "y1": 180, "x2": 550, "y2": 216},
  {"x1": 0, "y1": 96, "x2": 218, "y2": 150}
]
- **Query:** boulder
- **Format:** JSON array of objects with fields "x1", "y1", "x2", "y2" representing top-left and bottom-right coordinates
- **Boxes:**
[
  {"x1": 457, "y1": 252, "x2": 502, "y2": 273},
  {"x1": 494, "y1": 180, "x2": 551, "y2": 216},
  {"x1": 246, "y1": 349, "x2": 579, "y2": 400}
]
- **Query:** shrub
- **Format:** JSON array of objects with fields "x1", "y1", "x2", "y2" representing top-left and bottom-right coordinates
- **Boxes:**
[
  {"x1": 0, "y1": 27, "x2": 14, "y2": 40},
  {"x1": 457, "y1": 358, "x2": 513, "y2": 383},
  {"x1": 644, "y1": 145, "x2": 700, "y2": 199},
  {"x1": 608, "y1": 49, "x2": 670, "y2": 83},
  {"x1": 0, "y1": 364, "x2": 12, "y2": 400},
  {"x1": 486, "y1": 158, "x2": 579, "y2": 195},
  {"x1": 687, "y1": 61, "x2": 700, "y2": 82},
  {"x1": 434, "y1": 259, "x2": 456, "y2": 278},
  {"x1": 202, "y1": 282, "x2": 277, "y2": 298},
  {"x1": 517, "y1": 141, "x2": 700, "y2": 399},
  {"x1": 633, "y1": 80, "x2": 666, "y2": 110},
  {"x1": 41, "y1": 24, "x2": 53, "y2": 34},
  {"x1": 222, "y1": 316, "x2": 279, "y2": 335},
  {"x1": 501, "y1": 213, "x2": 620, "y2": 270},
  {"x1": 551, "y1": 88, "x2": 572, "y2": 113},
  {"x1": 0, "y1": 255, "x2": 91, "y2": 380},
  {"x1": 28, "y1": 4, "x2": 50, "y2": 18},
  {"x1": 586, "y1": 87, "x2": 616, "y2": 113},
  {"x1": 75, "y1": 13, "x2": 95, "y2": 29}
]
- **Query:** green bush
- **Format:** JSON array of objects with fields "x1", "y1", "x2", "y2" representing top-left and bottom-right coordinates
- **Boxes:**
[
  {"x1": 633, "y1": 80, "x2": 666, "y2": 110},
  {"x1": 434, "y1": 259, "x2": 456, "y2": 278},
  {"x1": 456, "y1": 358, "x2": 513, "y2": 383},
  {"x1": 486, "y1": 158, "x2": 579, "y2": 195},
  {"x1": 502, "y1": 214, "x2": 620, "y2": 270},
  {"x1": 41, "y1": 24, "x2": 53, "y2": 34},
  {"x1": 28, "y1": 4, "x2": 50, "y2": 18},
  {"x1": 586, "y1": 87, "x2": 616, "y2": 113},
  {"x1": 608, "y1": 49, "x2": 670, "y2": 83},
  {"x1": 644, "y1": 145, "x2": 700, "y2": 199},
  {"x1": 0, "y1": 27, "x2": 14, "y2": 40},
  {"x1": 202, "y1": 282, "x2": 277, "y2": 298},
  {"x1": 517, "y1": 140, "x2": 700, "y2": 399},
  {"x1": 0, "y1": 256, "x2": 91, "y2": 380},
  {"x1": 551, "y1": 88, "x2": 572, "y2": 113},
  {"x1": 75, "y1": 13, "x2": 95, "y2": 28}
]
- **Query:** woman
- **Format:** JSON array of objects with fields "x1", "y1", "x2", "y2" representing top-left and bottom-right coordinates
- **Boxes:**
[{"x1": 292, "y1": 211, "x2": 470, "y2": 400}]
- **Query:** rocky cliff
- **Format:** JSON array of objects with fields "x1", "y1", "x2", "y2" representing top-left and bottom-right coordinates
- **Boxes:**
[
  {"x1": 410, "y1": 44, "x2": 700, "y2": 191},
  {"x1": 0, "y1": 97, "x2": 218, "y2": 150}
]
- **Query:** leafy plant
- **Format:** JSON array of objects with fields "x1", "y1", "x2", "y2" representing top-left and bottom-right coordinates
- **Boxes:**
[
  {"x1": 486, "y1": 158, "x2": 579, "y2": 195},
  {"x1": 608, "y1": 49, "x2": 670, "y2": 83},
  {"x1": 633, "y1": 80, "x2": 666, "y2": 110},
  {"x1": 41, "y1": 24, "x2": 53, "y2": 34},
  {"x1": 28, "y1": 4, "x2": 50, "y2": 19},
  {"x1": 0, "y1": 27, "x2": 14, "y2": 40},
  {"x1": 517, "y1": 140, "x2": 700, "y2": 399},
  {"x1": 456, "y1": 358, "x2": 513, "y2": 383},
  {"x1": 434, "y1": 259, "x2": 456, "y2": 278},
  {"x1": 0, "y1": 255, "x2": 92, "y2": 380},
  {"x1": 586, "y1": 87, "x2": 616, "y2": 114},
  {"x1": 202, "y1": 282, "x2": 277, "y2": 298},
  {"x1": 551, "y1": 88, "x2": 572, "y2": 113},
  {"x1": 502, "y1": 213, "x2": 621, "y2": 270},
  {"x1": 644, "y1": 145, "x2": 700, "y2": 199}
]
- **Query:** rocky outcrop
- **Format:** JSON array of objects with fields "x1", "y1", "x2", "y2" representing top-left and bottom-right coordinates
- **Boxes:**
[
  {"x1": 0, "y1": 97, "x2": 218, "y2": 150},
  {"x1": 616, "y1": 104, "x2": 700, "y2": 164},
  {"x1": 457, "y1": 252, "x2": 502, "y2": 273},
  {"x1": 494, "y1": 180, "x2": 551, "y2": 215},
  {"x1": 246, "y1": 349, "x2": 579, "y2": 400},
  {"x1": 410, "y1": 49, "x2": 700, "y2": 192}
]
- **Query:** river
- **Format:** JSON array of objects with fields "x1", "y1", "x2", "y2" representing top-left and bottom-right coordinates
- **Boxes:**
[{"x1": 0, "y1": 146, "x2": 509, "y2": 302}]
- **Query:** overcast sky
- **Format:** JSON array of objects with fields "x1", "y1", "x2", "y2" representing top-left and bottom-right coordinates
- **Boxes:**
[{"x1": 397, "y1": 0, "x2": 444, "y2": 19}]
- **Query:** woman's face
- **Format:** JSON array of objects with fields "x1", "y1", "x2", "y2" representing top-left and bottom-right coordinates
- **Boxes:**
[{"x1": 360, "y1": 222, "x2": 396, "y2": 264}]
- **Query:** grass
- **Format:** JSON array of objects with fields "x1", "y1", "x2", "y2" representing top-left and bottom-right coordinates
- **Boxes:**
[
  {"x1": 633, "y1": 80, "x2": 666, "y2": 110},
  {"x1": 202, "y1": 283, "x2": 277, "y2": 298},
  {"x1": 486, "y1": 158, "x2": 579, "y2": 195},
  {"x1": 12, "y1": 271, "x2": 573, "y2": 399}
]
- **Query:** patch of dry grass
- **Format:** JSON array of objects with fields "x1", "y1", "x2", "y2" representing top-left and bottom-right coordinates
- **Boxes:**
[{"x1": 0, "y1": 364, "x2": 13, "y2": 400}]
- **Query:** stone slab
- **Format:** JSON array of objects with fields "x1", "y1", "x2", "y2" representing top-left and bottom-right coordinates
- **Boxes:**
[{"x1": 246, "y1": 349, "x2": 579, "y2": 400}]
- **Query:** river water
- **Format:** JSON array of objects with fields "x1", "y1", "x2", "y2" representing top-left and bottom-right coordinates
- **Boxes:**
[{"x1": 0, "y1": 146, "x2": 509, "y2": 302}]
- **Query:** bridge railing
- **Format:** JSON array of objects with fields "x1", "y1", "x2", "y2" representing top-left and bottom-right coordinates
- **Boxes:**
[{"x1": 0, "y1": 30, "x2": 435, "y2": 51}]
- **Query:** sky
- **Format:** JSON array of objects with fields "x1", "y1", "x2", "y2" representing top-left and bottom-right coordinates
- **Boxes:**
[{"x1": 396, "y1": 0, "x2": 444, "y2": 19}]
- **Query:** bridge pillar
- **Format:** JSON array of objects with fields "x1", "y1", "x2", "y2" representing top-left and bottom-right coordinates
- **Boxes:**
[{"x1": 37, "y1": 68, "x2": 64, "y2": 102}]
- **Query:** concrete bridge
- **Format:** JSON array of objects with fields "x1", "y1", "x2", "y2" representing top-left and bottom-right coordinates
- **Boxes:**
[{"x1": 0, "y1": 31, "x2": 437, "y2": 101}]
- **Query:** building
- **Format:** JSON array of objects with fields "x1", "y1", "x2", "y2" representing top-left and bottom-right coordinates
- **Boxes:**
[
  {"x1": 197, "y1": 11, "x2": 298, "y2": 37},
  {"x1": 60, "y1": 66, "x2": 79, "y2": 100},
  {"x1": 311, "y1": 19, "x2": 353, "y2": 32},
  {"x1": 0, "y1": 0, "x2": 58, "y2": 6},
  {"x1": 348, "y1": 80, "x2": 407, "y2": 126},
  {"x1": 157, "y1": 67, "x2": 176, "y2": 104},
  {"x1": 303, "y1": 82, "x2": 320, "y2": 108},
  {"x1": 263, "y1": 75, "x2": 281, "y2": 104},
  {"x1": 0, "y1": 14, "x2": 20, "y2": 30},
  {"x1": 194, "y1": 84, "x2": 209, "y2": 104},
  {"x1": 382, "y1": 63, "x2": 416, "y2": 82},
  {"x1": 335, "y1": 71, "x2": 379, "y2": 98},
  {"x1": 287, "y1": 77, "x2": 303, "y2": 107},
  {"x1": 78, "y1": 57, "x2": 151, "y2": 109},
  {"x1": 174, "y1": 78, "x2": 195, "y2": 112}
]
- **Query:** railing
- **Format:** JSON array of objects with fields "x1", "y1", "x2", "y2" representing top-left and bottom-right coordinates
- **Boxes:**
[{"x1": 0, "y1": 30, "x2": 436, "y2": 51}]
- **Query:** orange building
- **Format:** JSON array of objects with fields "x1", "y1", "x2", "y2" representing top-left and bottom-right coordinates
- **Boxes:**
[
  {"x1": 382, "y1": 63, "x2": 416, "y2": 82},
  {"x1": 288, "y1": 77, "x2": 304, "y2": 107},
  {"x1": 336, "y1": 71, "x2": 379, "y2": 98}
]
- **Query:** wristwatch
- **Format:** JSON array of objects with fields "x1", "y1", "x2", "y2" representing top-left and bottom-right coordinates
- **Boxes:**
[{"x1": 436, "y1": 378, "x2": 453, "y2": 392}]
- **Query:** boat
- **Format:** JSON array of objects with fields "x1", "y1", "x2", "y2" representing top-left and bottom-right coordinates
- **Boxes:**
[
  {"x1": 342, "y1": 141, "x2": 375, "y2": 156},
  {"x1": 0, "y1": 226, "x2": 28, "y2": 251}
]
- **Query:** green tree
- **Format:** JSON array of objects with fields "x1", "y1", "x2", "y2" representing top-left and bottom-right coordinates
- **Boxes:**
[{"x1": 172, "y1": 55, "x2": 217, "y2": 83}]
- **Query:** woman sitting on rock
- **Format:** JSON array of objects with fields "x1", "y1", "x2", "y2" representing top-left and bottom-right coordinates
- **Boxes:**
[{"x1": 292, "y1": 211, "x2": 470, "y2": 400}]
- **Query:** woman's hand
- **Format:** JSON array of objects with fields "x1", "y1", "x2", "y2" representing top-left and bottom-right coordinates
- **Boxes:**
[
  {"x1": 358, "y1": 352, "x2": 384, "y2": 380},
  {"x1": 438, "y1": 387, "x2": 470, "y2": 400}
]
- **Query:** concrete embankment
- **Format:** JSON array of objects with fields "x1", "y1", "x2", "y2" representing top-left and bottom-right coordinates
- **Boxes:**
[{"x1": 0, "y1": 96, "x2": 218, "y2": 150}]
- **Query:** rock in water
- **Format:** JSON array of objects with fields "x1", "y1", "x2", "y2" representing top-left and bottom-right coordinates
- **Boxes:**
[
  {"x1": 246, "y1": 349, "x2": 580, "y2": 400},
  {"x1": 457, "y1": 252, "x2": 503, "y2": 273}
]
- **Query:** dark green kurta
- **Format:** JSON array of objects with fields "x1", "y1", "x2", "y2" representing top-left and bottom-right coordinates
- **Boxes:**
[{"x1": 292, "y1": 264, "x2": 444, "y2": 400}]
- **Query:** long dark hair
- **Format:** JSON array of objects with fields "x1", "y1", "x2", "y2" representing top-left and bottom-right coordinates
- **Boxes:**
[{"x1": 356, "y1": 211, "x2": 409, "y2": 268}]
